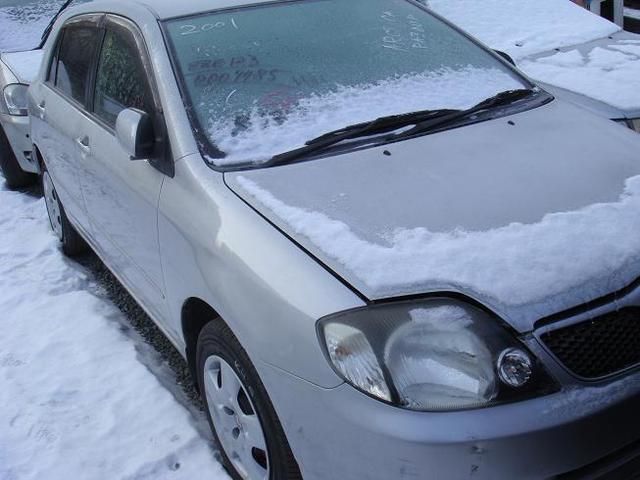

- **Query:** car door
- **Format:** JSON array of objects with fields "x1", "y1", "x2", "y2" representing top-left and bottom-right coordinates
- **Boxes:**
[
  {"x1": 80, "y1": 16, "x2": 169, "y2": 322},
  {"x1": 35, "y1": 17, "x2": 102, "y2": 230}
]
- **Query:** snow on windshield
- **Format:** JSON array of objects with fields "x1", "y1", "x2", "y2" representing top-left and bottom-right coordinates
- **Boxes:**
[
  {"x1": 209, "y1": 67, "x2": 522, "y2": 166},
  {"x1": 0, "y1": 1, "x2": 62, "y2": 52},
  {"x1": 425, "y1": 0, "x2": 620, "y2": 59},
  {"x1": 236, "y1": 174, "x2": 640, "y2": 311}
]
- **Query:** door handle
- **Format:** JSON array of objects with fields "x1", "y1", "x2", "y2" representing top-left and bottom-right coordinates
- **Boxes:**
[
  {"x1": 35, "y1": 101, "x2": 45, "y2": 119},
  {"x1": 75, "y1": 136, "x2": 91, "y2": 155}
]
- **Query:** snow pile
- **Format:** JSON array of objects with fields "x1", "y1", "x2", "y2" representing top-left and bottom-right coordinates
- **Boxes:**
[
  {"x1": 426, "y1": 0, "x2": 619, "y2": 59},
  {"x1": 0, "y1": 1, "x2": 61, "y2": 52},
  {"x1": 2, "y1": 49, "x2": 44, "y2": 82},
  {"x1": 209, "y1": 67, "x2": 521, "y2": 165},
  {"x1": 0, "y1": 177, "x2": 228, "y2": 479},
  {"x1": 520, "y1": 41, "x2": 640, "y2": 110},
  {"x1": 236, "y1": 175, "x2": 640, "y2": 308}
]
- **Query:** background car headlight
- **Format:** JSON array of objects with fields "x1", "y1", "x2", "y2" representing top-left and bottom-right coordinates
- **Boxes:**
[
  {"x1": 319, "y1": 298, "x2": 558, "y2": 411},
  {"x1": 616, "y1": 118, "x2": 640, "y2": 133},
  {"x1": 3, "y1": 84, "x2": 29, "y2": 116}
]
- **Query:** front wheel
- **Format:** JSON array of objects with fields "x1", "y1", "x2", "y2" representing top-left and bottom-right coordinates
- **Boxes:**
[
  {"x1": 41, "y1": 165, "x2": 87, "y2": 257},
  {"x1": 197, "y1": 321, "x2": 302, "y2": 480}
]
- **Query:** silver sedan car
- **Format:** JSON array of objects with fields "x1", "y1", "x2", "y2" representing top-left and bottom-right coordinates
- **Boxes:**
[{"x1": 28, "y1": 0, "x2": 640, "y2": 478}]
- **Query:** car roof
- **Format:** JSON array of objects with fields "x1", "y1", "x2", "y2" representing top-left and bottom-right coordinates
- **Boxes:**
[{"x1": 128, "y1": 0, "x2": 278, "y2": 19}]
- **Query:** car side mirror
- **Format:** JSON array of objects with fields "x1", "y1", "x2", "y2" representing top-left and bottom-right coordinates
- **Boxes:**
[
  {"x1": 115, "y1": 108, "x2": 155, "y2": 160},
  {"x1": 494, "y1": 50, "x2": 516, "y2": 66}
]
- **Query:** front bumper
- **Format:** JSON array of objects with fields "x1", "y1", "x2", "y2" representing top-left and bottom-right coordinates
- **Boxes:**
[
  {"x1": 259, "y1": 362, "x2": 640, "y2": 480},
  {"x1": 0, "y1": 113, "x2": 37, "y2": 174}
]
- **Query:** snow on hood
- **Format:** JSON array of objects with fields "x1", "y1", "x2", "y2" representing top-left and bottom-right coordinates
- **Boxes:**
[
  {"x1": 209, "y1": 67, "x2": 522, "y2": 166},
  {"x1": 425, "y1": 0, "x2": 619, "y2": 60},
  {"x1": 228, "y1": 100, "x2": 640, "y2": 332},
  {"x1": 236, "y1": 174, "x2": 640, "y2": 322},
  {"x1": 520, "y1": 38, "x2": 640, "y2": 111},
  {"x1": 2, "y1": 49, "x2": 44, "y2": 83}
]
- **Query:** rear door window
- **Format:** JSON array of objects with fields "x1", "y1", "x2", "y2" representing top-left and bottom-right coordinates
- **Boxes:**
[
  {"x1": 93, "y1": 26, "x2": 153, "y2": 128},
  {"x1": 55, "y1": 25, "x2": 100, "y2": 107}
]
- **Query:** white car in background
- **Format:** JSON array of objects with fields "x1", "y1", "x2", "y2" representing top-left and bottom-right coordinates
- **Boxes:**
[
  {"x1": 0, "y1": 0, "x2": 87, "y2": 188},
  {"x1": 425, "y1": 0, "x2": 640, "y2": 132}
]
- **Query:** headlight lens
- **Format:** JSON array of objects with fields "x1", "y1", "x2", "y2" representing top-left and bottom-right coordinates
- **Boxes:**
[
  {"x1": 319, "y1": 299, "x2": 557, "y2": 411},
  {"x1": 3, "y1": 84, "x2": 29, "y2": 116}
]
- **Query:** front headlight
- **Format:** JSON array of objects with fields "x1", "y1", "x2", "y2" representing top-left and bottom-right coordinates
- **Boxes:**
[
  {"x1": 616, "y1": 118, "x2": 640, "y2": 133},
  {"x1": 319, "y1": 298, "x2": 558, "y2": 411},
  {"x1": 3, "y1": 84, "x2": 29, "y2": 116}
]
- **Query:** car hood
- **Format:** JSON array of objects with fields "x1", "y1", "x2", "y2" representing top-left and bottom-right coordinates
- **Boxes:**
[
  {"x1": 1, "y1": 49, "x2": 43, "y2": 84},
  {"x1": 518, "y1": 31, "x2": 640, "y2": 116},
  {"x1": 226, "y1": 99, "x2": 640, "y2": 332}
]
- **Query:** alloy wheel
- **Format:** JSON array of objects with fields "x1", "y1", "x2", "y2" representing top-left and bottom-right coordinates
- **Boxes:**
[{"x1": 203, "y1": 355, "x2": 270, "y2": 480}]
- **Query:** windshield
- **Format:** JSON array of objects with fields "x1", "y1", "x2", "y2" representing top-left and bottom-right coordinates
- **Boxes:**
[{"x1": 164, "y1": 0, "x2": 529, "y2": 168}]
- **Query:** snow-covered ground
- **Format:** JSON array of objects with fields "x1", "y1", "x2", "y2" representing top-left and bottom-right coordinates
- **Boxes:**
[
  {"x1": 0, "y1": 175, "x2": 229, "y2": 479},
  {"x1": 0, "y1": 3, "x2": 230, "y2": 478}
]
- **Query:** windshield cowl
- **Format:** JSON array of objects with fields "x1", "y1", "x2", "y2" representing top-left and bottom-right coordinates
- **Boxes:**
[{"x1": 262, "y1": 88, "x2": 547, "y2": 168}]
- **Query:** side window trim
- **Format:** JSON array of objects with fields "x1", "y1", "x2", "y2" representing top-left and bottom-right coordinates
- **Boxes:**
[
  {"x1": 87, "y1": 26, "x2": 106, "y2": 117},
  {"x1": 50, "y1": 14, "x2": 104, "y2": 111},
  {"x1": 46, "y1": 29, "x2": 64, "y2": 84},
  {"x1": 101, "y1": 15, "x2": 164, "y2": 119},
  {"x1": 91, "y1": 22, "x2": 152, "y2": 131}
]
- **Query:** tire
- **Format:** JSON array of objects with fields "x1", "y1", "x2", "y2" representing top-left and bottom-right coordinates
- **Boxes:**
[
  {"x1": 0, "y1": 125, "x2": 36, "y2": 189},
  {"x1": 197, "y1": 320, "x2": 302, "y2": 480},
  {"x1": 41, "y1": 163, "x2": 87, "y2": 257}
]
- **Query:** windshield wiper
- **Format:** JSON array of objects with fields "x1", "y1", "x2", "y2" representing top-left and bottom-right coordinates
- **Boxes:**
[
  {"x1": 263, "y1": 108, "x2": 459, "y2": 167},
  {"x1": 265, "y1": 88, "x2": 534, "y2": 167},
  {"x1": 392, "y1": 88, "x2": 535, "y2": 141},
  {"x1": 39, "y1": 0, "x2": 73, "y2": 48}
]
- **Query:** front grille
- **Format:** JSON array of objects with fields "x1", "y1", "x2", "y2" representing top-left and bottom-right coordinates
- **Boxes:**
[{"x1": 541, "y1": 307, "x2": 640, "y2": 379}]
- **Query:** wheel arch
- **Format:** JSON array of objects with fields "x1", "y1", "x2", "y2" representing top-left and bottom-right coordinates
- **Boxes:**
[
  {"x1": 181, "y1": 296, "x2": 224, "y2": 389},
  {"x1": 32, "y1": 143, "x2": 45, "y2": 172}
]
